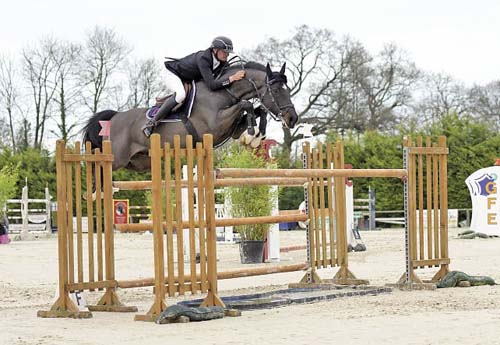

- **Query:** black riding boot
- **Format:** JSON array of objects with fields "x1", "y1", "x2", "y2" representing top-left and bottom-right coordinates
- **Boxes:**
[{"x1": 143, "y1": 96, "x2": 179, "y2": 137}]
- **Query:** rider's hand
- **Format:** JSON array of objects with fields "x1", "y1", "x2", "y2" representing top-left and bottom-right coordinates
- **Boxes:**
[{"x1": 229, "y1": 70, "x2": 246, "y2": 83}]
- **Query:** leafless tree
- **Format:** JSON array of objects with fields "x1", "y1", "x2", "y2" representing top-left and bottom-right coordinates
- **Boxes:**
[
  {"x1": 50, "y1": 41, "x2": 82, "y2": 141},
  {"x1": 0, "y1": 54, "x2": 19, "y2": 151},
  {"x1": 80, "y1": 26, "x2": 131, "y2": 114},
  {"x1": 125, "y1": 58, "x2": 164, "y2": 109},
  {"x1": 413, "y1": 72, "x2": 469, "y2": 125},
  {"x1": 246, "y1": 25, "x2": 358, "y2": 151},
  {"x1": 356, "y1": 43, "x2": 420, "y2": 131},
  {"x1": 314, "y1": 37, "x2": 372, "y2": 134},
  {"x1": 247, "y1": 27, "x2": 420, "y2": 152},
  {"x1": 468, "y1": 81, "x2": 500, "y2": 129},
  {"x1": 22, "y1": 36, "x2": 61, "y2": 149},
  {"x1": 15, "y1": 117, "x2": 32, "y2": 151}
]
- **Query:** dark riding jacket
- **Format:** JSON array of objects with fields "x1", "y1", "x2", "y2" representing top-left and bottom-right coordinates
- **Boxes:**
[{"x1": 164, "y1": 48, "x2": 230, "y2": 90}]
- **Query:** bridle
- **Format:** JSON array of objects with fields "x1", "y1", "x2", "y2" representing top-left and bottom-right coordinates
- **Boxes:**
[
  {"x1": 225, "y1": 70, "x2": 295, "y2": 127},
  {"x1": 254, "y1": 77, "x2": 295, "y2": 125}
]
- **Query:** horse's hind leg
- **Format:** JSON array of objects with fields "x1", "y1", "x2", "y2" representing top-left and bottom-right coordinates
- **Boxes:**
[{"x1": 129, "y1": 152, "x2": 152, "y2": 171}]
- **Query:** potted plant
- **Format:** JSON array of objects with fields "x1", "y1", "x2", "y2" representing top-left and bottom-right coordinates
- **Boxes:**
[{"x1": 220, "y1": 144, "x2": 275, "y2": 264}]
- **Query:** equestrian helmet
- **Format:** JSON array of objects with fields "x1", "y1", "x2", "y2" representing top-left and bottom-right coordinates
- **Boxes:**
[{"x1": 211, "y1": 36, "x2": 233, "y2": 53}]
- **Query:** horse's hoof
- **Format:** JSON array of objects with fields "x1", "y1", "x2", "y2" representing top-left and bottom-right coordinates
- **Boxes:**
[
  {"x1": 250, "y1": 136, "x2": 264, "y2": 148},
  {"x1": 245, "y1": 134, "x2": 253, "y2": 145}
]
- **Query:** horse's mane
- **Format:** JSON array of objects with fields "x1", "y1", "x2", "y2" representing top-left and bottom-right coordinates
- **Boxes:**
[
  {"x1": 219, "y1": 61, "x2": 266, "y2": 79},
  {"x1": 243, "y1": 61, "x2": 266, "y2": 71}
]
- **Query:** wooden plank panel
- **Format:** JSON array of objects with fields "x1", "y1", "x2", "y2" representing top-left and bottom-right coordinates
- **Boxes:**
[
  {"x1": 326, "y1": 143, "x2": 335, "y2": 267},
  {"x1": 417, "y1": 137, "x2": 424, "y2": 263},
  {"x1": 74, "y1": 142, "x2": 84, "y2": 283},
  {"x1": 67, "y1": 280, "x2": 117, "y2": 292},
  {"x1": 433, "y1": 143, "x2": 440, "y2": 259},
  {"x1": 164, "y1": 143, "x2": 175, "y2": 298},
  {"x1": 85, "y1": 142, "x2": 95, "y2": 288},
  {"x1": 174, "y1": 136, "x2": 185, "y2": 295},
  {"x1": 318, "y1": 144, "x2": 327, "y2": 268},
  {"x1": 102, "y1": 141, "x2": 116, "y2": 281},
  {"x1": 312, "y1": 149, "x2": 321, "y2": 268},
  {"x1": 438, "y1": 136, "x2": 449, "y2": 260},
  {"x1": 150, "y1": 135, "x2": 166, "y2": 310},
  {"x1": 408, "y1": 147, "x2": 449, "y2": 155},
  {"x1": 62, "y1": 154, "x2": 114, "y2": 162},
  {"x1": 186, "y1": 136, "x2": 197, "y2": 294},
  {"x1": 55, "y1": 140, "x2": 70, "y2": 303},
  {"x1": 408, "y1": 139, "x2": 417, "y2": 262},
  {"x1": 333, "y1": 142, "x2": 348, "y2": 269},
  {"x1": 65, "y1": 154, "x2": 75, "y2": 285},
  {"x1": 426, "y1": 137, "x2": 433, "y2": 260},
  {"x1": 196, "y1": 142, "x2": 208, "y2": 292},
  {"x1": 412, "y1": 258, "x2": 450, "y2": 267},
  {"x1": 94, "y1": 150, "x2": 103, "y2": 284},
  {"x1": 202, "y1": 134, "x2": 220, "y2": 306}
]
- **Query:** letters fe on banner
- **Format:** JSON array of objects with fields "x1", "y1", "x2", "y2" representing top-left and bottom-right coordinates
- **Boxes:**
[{"x1": 466, "y1": 166, "x2": 499, "y2": 235}]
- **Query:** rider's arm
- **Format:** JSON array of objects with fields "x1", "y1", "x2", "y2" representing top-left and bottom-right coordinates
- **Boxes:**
[{"x1": 197, "y1": 54, "x2": 231, "y2": 91}]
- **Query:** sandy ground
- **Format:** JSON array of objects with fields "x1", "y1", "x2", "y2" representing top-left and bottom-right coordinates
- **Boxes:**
[{"x1": 1, "y1": 227, "x2": 500, "y2": 345}]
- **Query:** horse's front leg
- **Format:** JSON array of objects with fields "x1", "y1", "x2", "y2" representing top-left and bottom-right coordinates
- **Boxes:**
[
  {"x1": 217, "y1": 100, "x2": 254, "y2": 133},
  {"x1": 245, "y1": 111, "x2": 256, "y2": 136},
  {"x1": 233, "y1": 100, "x2": 256, "y2": 135},
  {"x1": 254, "y1": 106, "x2": 268, "y2": 136}
]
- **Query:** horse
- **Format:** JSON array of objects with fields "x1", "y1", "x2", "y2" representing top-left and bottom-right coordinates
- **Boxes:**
[{"x1": 82, "y1": 61, "x2": 298, "y2": 171}]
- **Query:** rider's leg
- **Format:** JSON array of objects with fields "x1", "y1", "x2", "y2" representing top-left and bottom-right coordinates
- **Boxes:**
[{"x1": 143, "y1": 70, "x2": 187, "y2": 137}]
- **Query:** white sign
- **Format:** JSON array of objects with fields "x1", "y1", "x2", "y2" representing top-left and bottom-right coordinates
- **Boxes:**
[
  {"x1": 53, "y1": 286, "x2": 89, "y2": 311},
  {"x1": 72, "y1": 217, "x2": 89, "y2": 233},
  {"x1": 466, "y1": 166, "x2": 500, "y2": 235},
  {"x1": 416, "y1": 209, "x2": 459, "y2": 229}
]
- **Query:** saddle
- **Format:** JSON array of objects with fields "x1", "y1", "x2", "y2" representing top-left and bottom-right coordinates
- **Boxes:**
[{"x1": 146, "y1": 81, "x2": 196, "y2": 122}]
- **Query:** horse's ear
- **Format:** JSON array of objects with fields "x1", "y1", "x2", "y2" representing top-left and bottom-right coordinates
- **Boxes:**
[
  {"x1": 280, "y1": 62, "x2": 286, "y2": 74},
  {"x1": 266, "y1": 63, "x2": 272, "y2": 78}
]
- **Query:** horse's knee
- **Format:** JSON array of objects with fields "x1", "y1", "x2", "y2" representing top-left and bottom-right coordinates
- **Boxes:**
[{"x1": 239, "y1": 100, "x2": 253, "y2": 112}]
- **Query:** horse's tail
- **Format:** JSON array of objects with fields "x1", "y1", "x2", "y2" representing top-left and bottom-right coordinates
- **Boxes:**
[{"x1": 82, "y1": 110, "x2": 118, "y2": 150}]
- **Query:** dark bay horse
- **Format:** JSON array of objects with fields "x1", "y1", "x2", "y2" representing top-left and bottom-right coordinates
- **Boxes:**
[{"x1": 82, "y1": 62, "x2": 298, "y2": 171}]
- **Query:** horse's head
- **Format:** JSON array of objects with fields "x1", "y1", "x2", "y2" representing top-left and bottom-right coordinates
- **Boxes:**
[{"x1": 261, "y1": 63, "x2": 298, "y2": 129}]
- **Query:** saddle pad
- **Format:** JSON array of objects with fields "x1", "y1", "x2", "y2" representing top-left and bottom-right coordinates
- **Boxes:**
[{"x1": 146, "y1": 81, "x2": 196, "y2": 123}]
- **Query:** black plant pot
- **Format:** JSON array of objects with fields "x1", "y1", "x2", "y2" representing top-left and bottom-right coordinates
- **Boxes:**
[{"x1": 239, "y1": 240, "x2": 265, "y2": 264}]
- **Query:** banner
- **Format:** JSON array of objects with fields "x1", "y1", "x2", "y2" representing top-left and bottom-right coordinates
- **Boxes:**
[
  {"x1": 113, "y1": 199, "x2": 129, "y2": 225},
  {"x1": 465, "y1": 166, "x2": 500, "y2": 235}
]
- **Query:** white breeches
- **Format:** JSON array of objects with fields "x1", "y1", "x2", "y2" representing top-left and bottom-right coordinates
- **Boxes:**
[{"x1": 164, "y1": 69, "x2": 186, "y2": 103}]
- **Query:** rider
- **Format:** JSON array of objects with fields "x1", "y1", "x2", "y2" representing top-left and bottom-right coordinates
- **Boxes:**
[{"x1": 143, "y1": 36, "x2": 246, "y2": 137}]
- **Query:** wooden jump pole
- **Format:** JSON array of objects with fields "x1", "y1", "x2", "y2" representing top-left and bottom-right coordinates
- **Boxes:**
[
  {"x1": 217, "y1": 168, "x2": 407, "y2": 179},
  {"x1": 117, "y1": 263, "x2": 309, "y2": 289},
  {"x1": 115, "y1": 213, "x2": 309, "y2": 232},
  {"x1": 112, "y1": 177, "x2": 309, "y2": 190}
]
